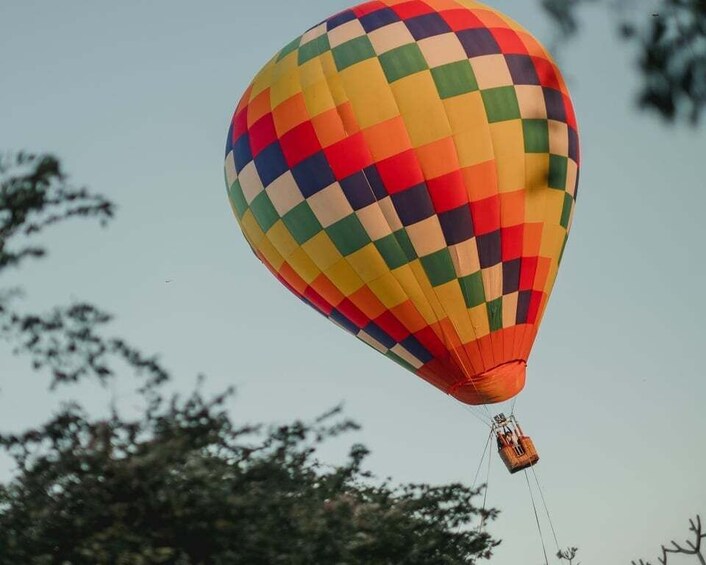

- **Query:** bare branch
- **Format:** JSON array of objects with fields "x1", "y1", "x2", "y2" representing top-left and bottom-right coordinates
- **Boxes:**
[
  {"x1": 662, "y1": 515, "x2": 705, "y2": 563},
  {"x1": 558, "y1": 546, "x2": 580, "y2": 564}
]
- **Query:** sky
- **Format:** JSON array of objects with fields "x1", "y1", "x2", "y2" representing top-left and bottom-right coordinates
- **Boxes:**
[{"x1": 1, "y1": 1, "x2": 705, "y2": 563}]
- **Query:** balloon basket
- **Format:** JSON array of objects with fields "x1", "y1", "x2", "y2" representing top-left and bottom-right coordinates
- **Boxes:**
[{"x1": 492, "y1": 413, "x2": 540, "y2": 474}]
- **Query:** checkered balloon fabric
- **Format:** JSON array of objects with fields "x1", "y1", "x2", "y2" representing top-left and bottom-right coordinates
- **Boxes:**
[{"x1": 224, "y1": 0, "x2": 580, "y2": 406}]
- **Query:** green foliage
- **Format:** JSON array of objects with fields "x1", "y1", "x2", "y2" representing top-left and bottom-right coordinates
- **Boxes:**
[
  {"x1": 0, "y1": 153, "x2": 500, "y2": 563},
  {"x1": 540, "y1": 0, "x2": 706, "y2": 125},
  {"x1": 0, "y1": 392, "x2": 499, "y2": 564},
  {"x1": 0, "y1": 152, "x2": 167, "y2": 389},
  {"x1": 0, "y1": 152, "x2": 113, "y2": 271}
]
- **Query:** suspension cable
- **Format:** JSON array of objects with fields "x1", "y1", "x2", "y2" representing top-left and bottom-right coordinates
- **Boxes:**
[
  {"x1": 471, "y1": 429, "x2": 493, "y2": 490},
  {"x1": 477, "y1": 436, "x2": 493, "y2": 533},
  {"x1": 462, "y1": 403, "x2": 493, "y2": 428},
  {"x1": 531, "y1": 466, "x2": 561, "y2": 553},
  {"x1": 524, "y1": 469, "x2": 550, "y2": 565},
  {"x1": 456, "y1": 429, "x2": 492, "y2": 537}
]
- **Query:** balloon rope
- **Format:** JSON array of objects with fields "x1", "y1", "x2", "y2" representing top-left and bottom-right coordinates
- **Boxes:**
[
  {"x1": 477, "y1": 437, "x2": 494, "y2": 533},
  {"x1": 462, "y1": 404, "x2": 493, "y2": 427},
  {"x1": 525, "y1": 469, "x2": 550, "y2": 565},
  {"x1": 455, "y1": 429, "x2": 492, "y2": 536},
  {"x1": 531, "y1": 466, "x2": 561, "y2": 553},
  {"x1": 471, "y1": 429, "x2": 493, "y2": 491}
]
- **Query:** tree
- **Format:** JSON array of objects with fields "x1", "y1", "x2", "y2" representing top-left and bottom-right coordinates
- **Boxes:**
[
  {"x1": 0, "y1": 152, "x2": 167, "y2": 389},
  {"x1": 540, "y1": 0, "x2": 706, "y2": 125},
  {"x1": 0, "y1": 394, "x2": 500, "y2": 564},
  {"x1": 632, "y1": 514, "x2": 705, "y2": 565},
  {"x1": 0, "y1": 153, "x2": 500, "y2": 564}
]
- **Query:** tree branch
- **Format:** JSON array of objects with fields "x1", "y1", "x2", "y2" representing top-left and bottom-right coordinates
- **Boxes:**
[
  {"x1": 0, "y1": 152, "x2": 114, "y2": 275},
  {"x1": 0, "y1": 301, "x2": 169, "y2": 390}
]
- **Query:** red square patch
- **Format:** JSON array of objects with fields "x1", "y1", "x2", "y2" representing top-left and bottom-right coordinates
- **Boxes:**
[
  {"x1": 427, "y1": 170, "x2": 468, "y2": 213},
  {"x1": 248, "y1": 113, "x2": 278, "y2": 157},
  {"x1": 532, "y1": 57, "x2": 561, "y2": 89},
  {"x1": 337, "y1": 298, "x2": 370, "y2": 328},
  {"x1": 439, "y1": 9, "x2": 484, "y2": 31},
  {"x1": 519, "y1": 256, "x2": 538, "y2": 291},
  {"x1": 413, "y1": 326, "x2": 447, "y2": 358},
  {"x1": 280, "y1": 121, "x2": 321, "y2": 168},
  {"x1": 392, "y1": 1, "x2": 434, "y2": 19},
  {"x1": 564, "y1": 93, "x2": 578, "y2": 130},
  {"x1": 491, "y1": 28, "x2": 528, "y2": 54},
  {"x1": 352, "y1": 1, "x2": 386, "y2": 17},
  {"x1": 232, "y1": 107, "x2": 249, "y2": 141},
  {"x1": 501, "y1": 224, "x2": 524, "y2": 261},
  {"x1": 304, "y1": 286, "x2": 334, "y2": 315},
  {"x1": 376, "y1": 149, "x2": 425, "y2": 194},
  {"x1": 527, "y1": 290, "x2": 544, "y2": 324},
  {"x1": 375, "y1": 311, "x2": 410, "y2": 342},
  {"x1": 470, "y1": 195, "x2": 500, "y2": 235},
  {"x1": 324, "y1": 132, "x2": 374, "y2": 180}
]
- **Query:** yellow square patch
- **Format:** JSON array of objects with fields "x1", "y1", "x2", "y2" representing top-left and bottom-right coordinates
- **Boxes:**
[
  {"x1": 271, "y1": 66, "x2": 304, "y2": 108},
  {"x1": 346, "y1": 244, "x2": 390, "y2": 282},
  {"x1": 489, "y1": 120, "x2": 525, "y2": 192},
  {"x1": 301, "y1": 231, "x2": 342, "y2": 272},
  {"x1": 339, "y1": 59, "x2": 399, "y2": 128},
  {"x1": 287, "y1": 247, "x2": 321, "y2": 284},
  {"x1": 240, "y1": 209, "x2": 266, "y2": 247},
  {"x1": 391, "y1": 72, "x2": 452, "y2": 147},
  {"x1": 267, "y1": 220, "x2": 300, "y2": 259},
  {"x1": 368, "y1": 272, "x2": 408, "y2": 309},
  {"x1": 325, "y1": 258, "x2": 365, "y2": 296},
  {"x1": 302, "y1": 79, "x2": 336, "y2": 118}
]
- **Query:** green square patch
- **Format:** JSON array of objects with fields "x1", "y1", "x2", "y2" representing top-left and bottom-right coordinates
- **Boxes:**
[
  {"x1": 560, "y1": 192, "x2": 573, "y2": 228},
  {"x1": 228, "y1": 178, "x2": 248, "y2": 219},
  {"x1": 420, "y1": 248, "x2": 456, "y2": 287},
  {"x1": 431, "y1": 60, "x2": 478, "y2": 99},
  {"x1": 282, "y1": 201, "x2": 322, "y2": 244},
  {"x1": 333, "y1": 36, "x2": 376, "y2": 71},
  {"x1": 298, "y1": 35, "x2": 331, "y2": 65},
  {"x1": 481, "y1": 86, "x2": 521, "y2": 123},
  {"x1": 548, "y1": 154, "x2": 568, "y2": 189},
  {"x1": 486, "y1": 298, "x2": 503, "y2": 332},
  {"x1": 558, "y1": 232, "x2": 569, "y2": 264},
  {"x1": 250, "y1": 191, "x2": 279, "y2": 232},
  {"x1": 379, "y1": 43, "x2": 428, "y2": 83},
  {"x1": 327, "y1": 214, "x2": 371, "y2": 256},
  {"x1": 385, "y1": 350, "x2": 416, "y2": 372},
  {"x1": 523, "y1": 119, "x2": 549, "y2": 153},
  {"x1": 393, "y1": 229, "x2": 417, "y2": 262},
  {"x1": 374, "y1": 234, "x2": 408, "y2": 270},
  {"x1": 459, "y1": 271, "x2": 485, "y2": 308},
  {"x1": 277, "y1": 36, "x2": 302, "y2": 62}
]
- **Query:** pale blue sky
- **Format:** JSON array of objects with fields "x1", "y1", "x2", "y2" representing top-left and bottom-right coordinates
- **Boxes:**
[{"x1": 1, "y1": 1, "x2": 704, "y2": 563}]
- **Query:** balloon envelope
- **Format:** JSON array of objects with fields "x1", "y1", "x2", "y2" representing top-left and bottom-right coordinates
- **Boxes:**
[{"x1": 224, "y1": 0, "x2": 580, "y2": 405}]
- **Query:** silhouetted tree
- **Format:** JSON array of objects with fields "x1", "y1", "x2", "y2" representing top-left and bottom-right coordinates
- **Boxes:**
[
  {"x1": 0, "y1": 154, "x2": 500, "y2": 564},
  {"x1": 0, "y1": 152, "x2": 167, "y2": 389},
  {"x1": 541, "y1": 0, "x2": 706, "y2": 124},
  {"x1": 0, "y1": 396, "x2": 499, "y2": 564}
]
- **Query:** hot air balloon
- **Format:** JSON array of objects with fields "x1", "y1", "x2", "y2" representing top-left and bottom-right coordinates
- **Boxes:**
[{"x1": 224, "y1": 0, "x2": 579, "y2": 474}]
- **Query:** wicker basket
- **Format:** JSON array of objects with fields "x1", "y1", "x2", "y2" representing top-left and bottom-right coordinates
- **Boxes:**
[{"x1": 499, "y1": 436, "x2": 540, "y2": 474}]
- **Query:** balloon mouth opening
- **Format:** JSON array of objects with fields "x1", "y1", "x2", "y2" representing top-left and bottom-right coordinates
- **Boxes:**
[{"x1": 449, "y1": 360, "x2": 527, "y2": 406}]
